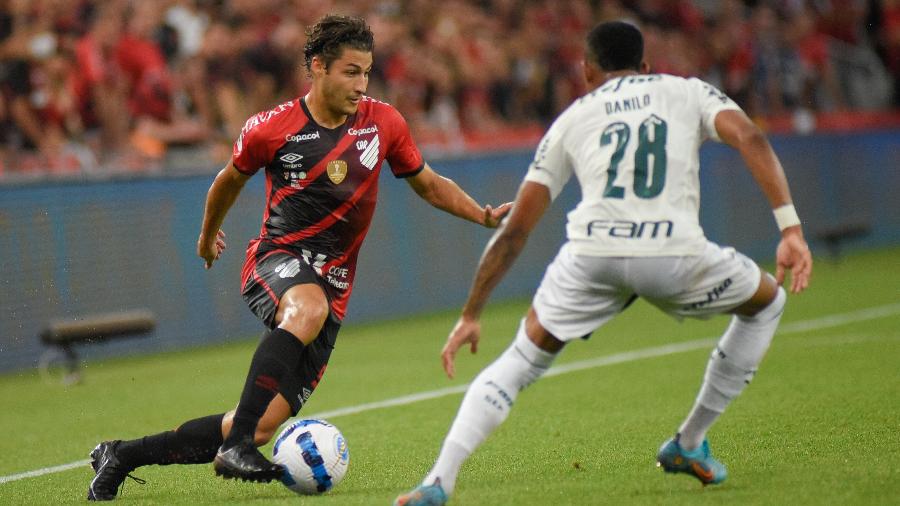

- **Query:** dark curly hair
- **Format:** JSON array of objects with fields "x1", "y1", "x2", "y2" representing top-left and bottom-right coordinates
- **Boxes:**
[
  {"x1": 303, "y1": 15, "x2": 375, "y2": 73},
  {"x1": 586, "y1": 21, "x2": 643, "y2": 72}
]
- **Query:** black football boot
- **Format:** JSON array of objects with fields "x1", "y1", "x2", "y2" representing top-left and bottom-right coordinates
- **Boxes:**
[
  {"x1": 87, "y1": 441, "x2": 145, "y2": 501},
  {"x1": 213, "y1": 437, "x2": 284, "y2": 482}
]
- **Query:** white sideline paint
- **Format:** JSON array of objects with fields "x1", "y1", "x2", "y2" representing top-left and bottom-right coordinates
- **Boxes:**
[
  {"x1": 0, "y1": 459, "x2": 92, "y2": 485},
  {"x1": 2, "y1": 302, "x2": 898, "y2": 485}
]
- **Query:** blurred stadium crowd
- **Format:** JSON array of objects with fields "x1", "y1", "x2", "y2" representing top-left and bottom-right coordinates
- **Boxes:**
[{"x1": 0, "y1": 0, "x2": 897, "y2": 177}]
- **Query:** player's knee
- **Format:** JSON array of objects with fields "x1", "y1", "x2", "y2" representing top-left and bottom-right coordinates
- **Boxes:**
[
  {"x1": 743, "y1": 285, "x2": 785, "y2": 323},
  {"x1": 296, "y1": 298, "x2": 329, "y2": 325},
  {"x1": 769, "y1": 286, "x2": 786, "y2": 311},
  {"x1": 278, "y1": 298, "x2": 329, "y2": 335},
  {"x1": 735, "y1": 273, "x2": 785, "y2": 319}
]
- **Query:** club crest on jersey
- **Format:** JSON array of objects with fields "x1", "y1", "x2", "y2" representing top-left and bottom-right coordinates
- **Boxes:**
[
  {"x1": 327, "y1": 160, "x2": 348, "y2": 184},
  {"x1": 358, "y1": 134, "x2": 380, "y2": 170}
]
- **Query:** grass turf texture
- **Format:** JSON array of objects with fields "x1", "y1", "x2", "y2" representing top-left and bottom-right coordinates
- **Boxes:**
[{"x1": 0, "y1": 247, "x2": 898, "y2": 505}]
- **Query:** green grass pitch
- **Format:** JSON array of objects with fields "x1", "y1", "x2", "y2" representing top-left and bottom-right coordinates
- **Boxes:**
[{"x1": 1, "y1": 247, "x2": 898, "y2": 505}]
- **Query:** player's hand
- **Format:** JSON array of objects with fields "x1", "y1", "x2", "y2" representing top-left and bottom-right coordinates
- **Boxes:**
[
  {"x1": 775, "y1": 227, "x2": 812, "y2": 294},
  {"x1": 483, "y1": 202, "x2": 513, "y2": 228},
  {"x1": 197, "y1": 230, "x2": 227, "y2": 269},
  {"x1": 442, "y1": 316, "x2": 481, "y2": 379}
]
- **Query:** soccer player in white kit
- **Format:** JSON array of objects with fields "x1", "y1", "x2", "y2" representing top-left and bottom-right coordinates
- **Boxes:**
[{"x1": 396, "y1": 21, "x2": 812, "y2": 505}]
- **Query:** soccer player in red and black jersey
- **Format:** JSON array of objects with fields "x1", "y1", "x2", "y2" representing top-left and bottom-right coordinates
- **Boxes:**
[{"x1": 86, "y1": 15, "x2": 511, "y2": 500}]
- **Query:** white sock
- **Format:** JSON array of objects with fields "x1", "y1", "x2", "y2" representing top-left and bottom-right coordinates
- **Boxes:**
[
  {"x1": 679, "y1": 287, "x2": 785, "y2": 450},
  {"x1": 423, "y1": 320, "x2": 557, "y2": 494}
]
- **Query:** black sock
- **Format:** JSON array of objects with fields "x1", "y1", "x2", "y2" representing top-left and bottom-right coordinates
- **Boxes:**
[
  {"x1": 223, "y1": 328, "x2": 305, "y2": 446},
  {"x1": 116, "y1": 413, "x2": 225, "y2": 468}
]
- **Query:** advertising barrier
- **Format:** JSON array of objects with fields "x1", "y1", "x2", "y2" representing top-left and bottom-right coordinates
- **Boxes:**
[{"x1": 0, "y1": 130, "x2": 897, "y2": 372}]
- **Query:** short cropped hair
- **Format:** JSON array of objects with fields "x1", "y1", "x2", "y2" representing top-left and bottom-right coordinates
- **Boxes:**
[
  {"x1": 304, "y1": 15, "x2": 375, "y2": 72},
  {"x1": 585, "y1": 21, "x2": 643, "y2": 71}
]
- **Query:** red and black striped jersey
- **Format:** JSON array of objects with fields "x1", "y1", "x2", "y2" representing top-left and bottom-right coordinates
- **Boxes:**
[{"x1": 233, "y1": 96, "x2": 424, "y2": 320}]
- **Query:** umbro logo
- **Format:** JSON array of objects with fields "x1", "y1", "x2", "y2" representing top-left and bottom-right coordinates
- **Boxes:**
[
  {"x1": 280, "y1": 152, "x2": 304, "y2": 169},
  {"x1": 297, "y1": 387, "x2": 313, "y2": 406},
  {"x1": 280, "y1": 153, "x2": 303, "y2": 163}
]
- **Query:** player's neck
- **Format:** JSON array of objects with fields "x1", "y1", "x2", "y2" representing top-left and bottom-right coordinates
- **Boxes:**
[
  {"x1": 597, "y1": 70, "x2": 639, "y2": 87},
  {"x1": 303, "y1": 92, "x2": 348, "y2": 129}
]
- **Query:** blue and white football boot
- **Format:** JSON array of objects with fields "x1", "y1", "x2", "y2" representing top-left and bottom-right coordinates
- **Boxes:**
[
  {"x1": 657, "y1": 434, "x2": 727, "y2": 485},
  {"x1": 394, "y1": 478, "x2": 449, "y2": 506}
]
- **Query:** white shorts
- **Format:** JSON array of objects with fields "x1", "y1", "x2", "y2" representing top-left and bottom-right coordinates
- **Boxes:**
[{"x1": 532, "y1": 241, "x2": 762, "y2": 341}]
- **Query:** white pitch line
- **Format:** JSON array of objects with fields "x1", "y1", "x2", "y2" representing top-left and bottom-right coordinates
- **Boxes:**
[
  {"x1": 778, "y1": 303, "x2": 900, "y2": 334},
  {"x1": 2, "y1": 301, "x2": 898, "y2": 485},
  {"x1": 308, "y1": 384, "x2": 470, "y2": 420},
  {"x1": 0, "y1": 459, "x2": 92, "y2": 485}
]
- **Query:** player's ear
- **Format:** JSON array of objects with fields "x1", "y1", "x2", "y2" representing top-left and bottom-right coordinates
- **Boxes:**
[
  {"x1": 311, "y1": 55, "x2": 327, "y2": 77},
  {"x1": 582, "y1": 60, "x2": 601, "y2": 88},
  {"x1": 640, "y1": 61, "x2": 651, "y2": 74}
]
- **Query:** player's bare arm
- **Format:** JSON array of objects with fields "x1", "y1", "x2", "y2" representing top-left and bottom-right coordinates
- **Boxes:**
[
  {"x1": 714, "y1": 109, "x2": 812, "y2": 294},
  {"x1": 407, "y1": 164, "x2": 512, "y2": 228},
  {"x1": 197, "y1": 160, "x2": 251, "y2": 269},
  {"x1": 442, "y1": 181, "x2": 551, "y2": 378}
]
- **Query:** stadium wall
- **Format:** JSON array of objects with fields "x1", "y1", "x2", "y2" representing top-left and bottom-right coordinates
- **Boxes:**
[{"x1": 1, "y1": 129, "x2": 898, "y2": 373}]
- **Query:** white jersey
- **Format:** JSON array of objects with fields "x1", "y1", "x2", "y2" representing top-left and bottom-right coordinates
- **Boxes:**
[{"x1": 525, "y1": 74, "x2": 742, "y2": 257}]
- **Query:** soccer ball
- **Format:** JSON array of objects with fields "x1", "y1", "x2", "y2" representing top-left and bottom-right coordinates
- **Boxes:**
[{"x1": 272, "y1": 419, "x2": 350, "y2": 495}]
